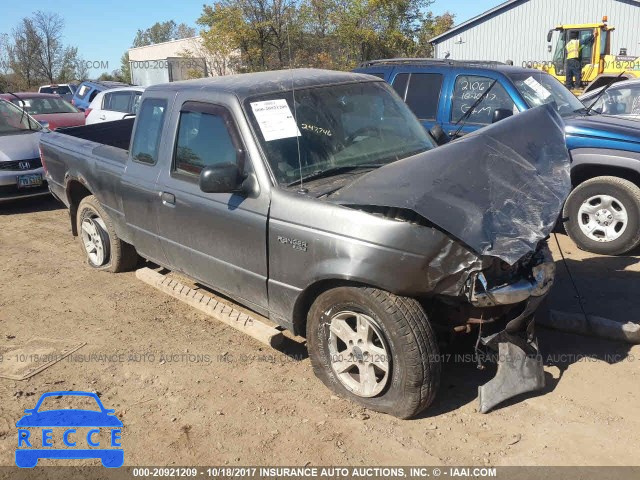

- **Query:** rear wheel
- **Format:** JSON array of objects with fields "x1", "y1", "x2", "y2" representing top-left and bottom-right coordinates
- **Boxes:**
[
  {"x1": 563, "y1": 176, "x2": 640, "y2": 255},
  {"x1": 77, "y1": 195, "x2": 138, "y2": 272},
  {"x1": 307, "y1": 286, "x2": 440, "y2": 419}
]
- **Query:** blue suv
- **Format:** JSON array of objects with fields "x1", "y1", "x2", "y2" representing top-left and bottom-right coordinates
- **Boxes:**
[
  {"x1": 71, "y1": 80, "x2": 130, "y2": 112},
  {"x1": 355, "y1": 59, "x2": 640, "y2": 256}
]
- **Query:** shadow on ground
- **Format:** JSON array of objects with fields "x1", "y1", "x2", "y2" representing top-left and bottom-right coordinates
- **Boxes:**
[{"x1": 0, "y1": 195, "x2": 63, "y2": 215}]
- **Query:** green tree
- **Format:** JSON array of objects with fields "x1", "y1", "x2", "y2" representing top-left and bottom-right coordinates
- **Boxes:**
[
  {"x1": 132, "y1": 20, "x2": 196, "y2": 47},
  {"x1": 198, "y1": 0, "x2": 300, "y2": 72},
  {"x1": 197, "y1": 0, "x2": 454, "y2": 73},
  {"x1": 120, "y1": 52, "x2": 131, "y2": 83},
  {"x1": 412, "y1": 11, "x2": 455, "y2": 57}
]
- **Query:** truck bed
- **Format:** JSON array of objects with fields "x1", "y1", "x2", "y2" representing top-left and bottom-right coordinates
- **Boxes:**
[
  {"x1": 41, "y1": 118, "x2": 134, "y2": 216},
  {"x1": 56, "y1": 118, "x2": 135, "y2": 150}
]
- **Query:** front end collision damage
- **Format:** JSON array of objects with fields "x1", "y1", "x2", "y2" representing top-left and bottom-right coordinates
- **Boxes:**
[{"x1": 330, "y1": 106, "x2": 571, "y2": 412}]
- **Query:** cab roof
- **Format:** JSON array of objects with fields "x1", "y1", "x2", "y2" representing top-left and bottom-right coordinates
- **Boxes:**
[{"x1": 145, "y1": 68, "x2": 382, "y2": 100}]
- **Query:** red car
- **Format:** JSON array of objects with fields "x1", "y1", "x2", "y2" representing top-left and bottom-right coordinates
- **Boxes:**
[{"x1": 0, "y1": 93, "x2": 85, "y2": 130}]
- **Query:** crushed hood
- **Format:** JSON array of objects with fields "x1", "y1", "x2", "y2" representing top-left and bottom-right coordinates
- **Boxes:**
[{"x1": 331, "y1": 105, "x2": 571, "y2": 265}]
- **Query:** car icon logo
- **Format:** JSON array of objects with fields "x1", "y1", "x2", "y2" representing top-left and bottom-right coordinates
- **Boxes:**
[
  {"x1": 18, "y1": 161, "x2": 31, "y2": 170},
  {"x1": 15, "y1": 391, "x2": 123, "y2": 468}
]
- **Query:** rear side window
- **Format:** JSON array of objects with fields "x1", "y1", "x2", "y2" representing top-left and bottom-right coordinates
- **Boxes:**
[
  {"x1": 77, "y1": 84, "x2": 91, "y2": 98},
  {"x1": 104, "y1": 92, "x2": 132, "y2": 112},
  {"x1": 88, "y1": 88, "x2": 100, "y2": 103},
  {"x1": 391, "y1": 73, "x2": 409, "y2": 99},
  {"x1": 391, "y1": 73, "x2": 443, "y2": 120},
  {"x1": 130, "y1": 98, "x2": 167, "y2": 165},
  {"x1": 39, "y1": 86, "x2": 71, "y2": 95},
  {"x1": 404, "y1": 73, "x2": 443, "y2": 120},
  {"x1": 173, "y1": 103, "x2": 239, "y2": 178},
  {"x1": 451, "y1": 75, "x2": 516, "y2": 125}
]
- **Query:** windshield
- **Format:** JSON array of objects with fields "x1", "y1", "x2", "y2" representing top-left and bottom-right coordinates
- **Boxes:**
[
  {"x1": 40, "y1": 85, "x2": 72, "y2": 95},
  {"x1": 582, "y1": 84, "x2": 640, "y2": 115},
  {"x1": 509, "y1": 72, "x2": 585, "y2": 116},
  {"x1": 12, "y1": 96, "x2": 79, "y2": 114},
  {"x1": 245, "y1": 81, "x2": 436, "y2": 186},
  {"x1": 0, "y1": 99, "x2": 42, "y2": 135}
]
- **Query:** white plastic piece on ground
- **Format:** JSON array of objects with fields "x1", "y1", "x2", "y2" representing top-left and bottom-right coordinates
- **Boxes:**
[
  {"x1": 537, "y1": 310, "x2": 640, "y2": 344},
  {"x1": 136, "y1": 267, "x2": 284, "y2": 348}
]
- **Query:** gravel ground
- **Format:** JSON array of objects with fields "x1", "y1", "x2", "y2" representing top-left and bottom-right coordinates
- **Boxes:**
[{"x1": 1, "y1": 196, "x2": 639, "y2": 467}]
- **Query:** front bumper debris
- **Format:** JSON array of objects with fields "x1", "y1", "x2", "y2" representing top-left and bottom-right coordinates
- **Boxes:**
[
  {"x1": 471, "y1": 246, "x2": 553, "y2": 413},
  {"x1": 469, "y1": 245, "x2": 555, "y2": 307},
  {"x1": 478, "y1": 340, "x2": 545, "y2": 414}
]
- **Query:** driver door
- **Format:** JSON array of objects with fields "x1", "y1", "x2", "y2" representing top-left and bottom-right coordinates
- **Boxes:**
[{"x1": 154, "y1": 98, "x2": 269, "y2": 311}]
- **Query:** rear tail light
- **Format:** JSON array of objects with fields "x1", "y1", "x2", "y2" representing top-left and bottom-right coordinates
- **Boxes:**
[
  {"x1": 84, "y1": 108, "x2": 92, "y2": 118},
  {"x1": 39, "y1": 146, "x2": 48, "y2": 174}
]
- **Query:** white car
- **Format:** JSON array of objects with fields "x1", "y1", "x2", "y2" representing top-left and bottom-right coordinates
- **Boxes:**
[
  {"x1": 85, "y1": 87, "x2": 145, "y2": 125},
  {"x1": 579, "y1": 78, "x2": 640, "y2": 118},
  {"x1": 38, "y1": 84, "x2": 77, "y2": 102}
]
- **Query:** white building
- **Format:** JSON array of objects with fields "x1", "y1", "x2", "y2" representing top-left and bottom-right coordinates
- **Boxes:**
[{"x1": 128, "y1": 36, "x2": 233, "y2": 87}]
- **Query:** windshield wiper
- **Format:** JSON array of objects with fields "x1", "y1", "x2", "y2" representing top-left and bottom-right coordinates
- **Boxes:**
[
  {"x1": 287, "y1": 164, "x2": 381, "y2": 187},
  {"x1": 6, "y1": 92, "x2": 35, "y2": 131},
  {"x1": 584, "y1": 71, "x2": 626, "y2": 115},
  {"x1": 451, "y1": 79, "x2": 498, "y2": 138}
]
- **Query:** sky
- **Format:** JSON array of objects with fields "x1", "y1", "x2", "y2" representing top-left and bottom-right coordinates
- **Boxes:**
[{"x1": 0, "y1": 0, "x2": 498, "y2": 78}]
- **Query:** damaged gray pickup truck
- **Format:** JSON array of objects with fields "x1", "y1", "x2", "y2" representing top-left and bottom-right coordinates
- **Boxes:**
[{"x1": 41, "y1": 69, "x2": 570, "y2": 418}]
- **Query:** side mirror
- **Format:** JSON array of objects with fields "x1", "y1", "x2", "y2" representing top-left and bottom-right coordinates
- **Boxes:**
[
  {"x1": 429, "y1": 124, "x2": 450, "y2": 146},
  {"x1": 546, "y1": 29, "x2": 554, "y2": 43},
  {"x1": 199, "y1": 163, "x2": 241, "y2": 194},
  {"x1": 492, "y1": 108, "x2": 513, "y2": 123},
  {"x1": 39, "y1": 120, "x2": 50, "y2": 130}
]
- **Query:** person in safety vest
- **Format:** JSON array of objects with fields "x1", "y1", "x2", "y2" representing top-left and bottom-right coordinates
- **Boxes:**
[{"x1": 565, "y1": 31, "x2": 594, "y2": 90}]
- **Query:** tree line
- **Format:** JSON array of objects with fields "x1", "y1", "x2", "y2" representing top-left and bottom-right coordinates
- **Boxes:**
[
  {"x1": 196, "y1": 0, "x2": 454, "y2": 74},
  {"x1": 0, "y1": 12, "x2": 90, "y2": 91}
]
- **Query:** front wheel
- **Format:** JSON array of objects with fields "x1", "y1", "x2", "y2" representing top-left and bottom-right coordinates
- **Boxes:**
[
  {"x1": 307, "y1": 286, "x2": 440, "y2": 419},
  {"x1": 563, "y1": 176, "x2": 640, "y2": 255}
]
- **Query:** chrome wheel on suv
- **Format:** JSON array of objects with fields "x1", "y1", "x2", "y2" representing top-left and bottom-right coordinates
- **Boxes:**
[
  {"x1": 577, "y1": 194, "x2": 628, "y2": 242},
  {"x1": 564, "y1": 176, "x2": 640, "y2": 255}
]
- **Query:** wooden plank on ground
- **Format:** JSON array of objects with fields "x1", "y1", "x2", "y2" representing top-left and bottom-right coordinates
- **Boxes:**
[{"x1": 136, "y1": 267, "x2": 284, "y2": 348}]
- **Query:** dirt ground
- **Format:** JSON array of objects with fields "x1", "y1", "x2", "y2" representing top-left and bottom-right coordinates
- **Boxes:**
[{"x1": 1, "y1": 196, "x2": 639, "y2": 467}]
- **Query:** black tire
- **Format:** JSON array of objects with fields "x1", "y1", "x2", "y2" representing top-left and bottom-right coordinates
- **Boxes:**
[
  {"x1": 307, "y1": 286, "x2": 440, "y2": 419},
  {"x1": 76, "y1": 195, "x2": 138, "y2": 272},
  {"x1": 563, "y1": 176, "x2": 640, "y2": 255}
]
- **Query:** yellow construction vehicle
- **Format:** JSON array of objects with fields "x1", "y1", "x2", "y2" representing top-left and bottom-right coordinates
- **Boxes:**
[{"x1": 536, "y1": 16, "x2": 640, "y2": 93}]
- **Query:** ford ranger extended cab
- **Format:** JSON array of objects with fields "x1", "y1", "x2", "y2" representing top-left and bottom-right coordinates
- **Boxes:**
[
  {"x1": 41, "y1": 69, "x2": 569, "y2": 418},
  {"x1": 356, "y1": 60, "x2": 640, "y2": 256}
]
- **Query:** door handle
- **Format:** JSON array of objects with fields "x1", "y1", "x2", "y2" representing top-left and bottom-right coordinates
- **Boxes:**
[
  {"x1": 99, "y1": 115, "x2": 106, "y2": 120},
  {"x1": 160, "y1": 191, "x2": 175, "y2": 206}
]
